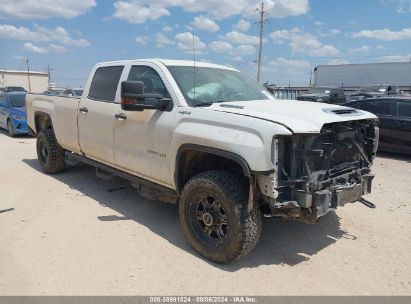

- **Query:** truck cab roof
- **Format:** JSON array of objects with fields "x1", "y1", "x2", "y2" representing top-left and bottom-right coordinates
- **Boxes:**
[{"x1": 94, "y1": 59, "x2": 237, "y2": 71}]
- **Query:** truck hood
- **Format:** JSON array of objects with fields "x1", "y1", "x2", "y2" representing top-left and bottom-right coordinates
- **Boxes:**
[{"x1": 204, "y1": 99, "x2": 377, "y2": 133}]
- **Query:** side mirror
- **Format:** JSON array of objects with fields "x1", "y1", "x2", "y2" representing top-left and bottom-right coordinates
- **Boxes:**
[{"x1": 120, "y1": 80, "x2": 171, "y2": 111}]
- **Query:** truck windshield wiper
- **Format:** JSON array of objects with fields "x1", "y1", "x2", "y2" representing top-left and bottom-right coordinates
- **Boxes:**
[
  {"x1": 194, "y1": 102, "x2": 214, "y2": 107},
  {"x1": 194, "y1": 100, "x2": 228, "y2": 107}
]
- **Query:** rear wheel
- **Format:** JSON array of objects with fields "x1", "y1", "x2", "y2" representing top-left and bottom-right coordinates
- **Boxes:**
[
  {"x1": 36, "y1": 129, "x2": 65, "y2": 174},
  {"x1": 179, "y1": 171, "x2": 262, "y2": 263},
  {"x1": 7, "y1": 119, "x2": 15, "y2": 137}
]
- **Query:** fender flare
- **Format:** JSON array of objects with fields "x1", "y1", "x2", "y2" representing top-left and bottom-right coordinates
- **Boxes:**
[{"x1": 174, "y1": 143, "x2": 251, "y2": 193}]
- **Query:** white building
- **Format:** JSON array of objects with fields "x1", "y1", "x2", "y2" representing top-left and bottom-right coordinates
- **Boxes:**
[
  {"x1": 314, "y1": 62, "x2": 411, "y2": 88},
  {"x1": 0, "y1": 69, "x2": 49, "y2": 93}
]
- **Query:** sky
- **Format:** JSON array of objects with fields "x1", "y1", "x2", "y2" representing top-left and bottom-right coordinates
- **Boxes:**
[{"x1": 0, "y1": 0, "x2": 410, "y2": 88}]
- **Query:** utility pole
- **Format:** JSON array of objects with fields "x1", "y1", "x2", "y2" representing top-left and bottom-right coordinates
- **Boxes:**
[
  {"x1": 26, "y1": 58, "x2": 32, "y2": 93},
  {"x1": 256, "y1": 1, "x2": 269, "y2": 83},
  {"x1": 47, "y1": 64, "x2": 54, "y2": 90}
]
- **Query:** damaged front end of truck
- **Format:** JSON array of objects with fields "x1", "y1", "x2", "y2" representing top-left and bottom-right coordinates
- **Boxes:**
[{"x1": 256, "y1": 118, "x2": 379, "y2": 223}]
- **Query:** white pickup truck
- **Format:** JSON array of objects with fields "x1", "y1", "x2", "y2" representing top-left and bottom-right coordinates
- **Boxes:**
[{"x1": 26, "y1": 59, "x2": 379, "y2": 263}]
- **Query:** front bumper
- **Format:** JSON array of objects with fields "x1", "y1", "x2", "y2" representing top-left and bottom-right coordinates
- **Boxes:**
[
  {"x1": 301, "y1": 174, "x2": 374, "y2": 222},
  {"x1": 264, "y1": 173, "x2": 375, "y2": 223},
  {"x1": 11, "y1": 119, "x2": 29, "y2": 134}
]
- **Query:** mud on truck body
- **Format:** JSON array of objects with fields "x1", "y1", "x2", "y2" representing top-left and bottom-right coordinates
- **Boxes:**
[{"x1": 25, "y1": 59, "x2": 379, "y2": 264}]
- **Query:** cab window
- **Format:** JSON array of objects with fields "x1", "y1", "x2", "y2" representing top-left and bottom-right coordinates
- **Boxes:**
[
  {"x1": 127, "y1": 66, "x2": 170, "y2": 98},
  {"x1": 88, "y1": 66, "x2": 124, "y2": 102}
]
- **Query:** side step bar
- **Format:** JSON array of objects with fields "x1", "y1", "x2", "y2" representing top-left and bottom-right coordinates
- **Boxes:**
[{"x1": 65, "y1": 152, "x2": 178, "y2": 204}]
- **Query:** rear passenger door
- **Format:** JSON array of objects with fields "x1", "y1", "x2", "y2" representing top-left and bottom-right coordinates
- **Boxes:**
[
  {"x1": 78, "y1": 65, "x2": 124, "y2": 165},
  {"x1": 394, "y1": 100, "x2": 411, "y2": 153}
]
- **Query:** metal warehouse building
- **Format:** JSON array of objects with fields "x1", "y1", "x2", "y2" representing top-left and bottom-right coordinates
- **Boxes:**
[
  {"x1": 0, "y1": 69, "x2": 49, "y2": 93},
  {"x1": 314, "y1": 62, "x2": 411, "y2": 92}
]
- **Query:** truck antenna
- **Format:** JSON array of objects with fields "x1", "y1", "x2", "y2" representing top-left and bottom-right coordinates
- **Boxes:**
[{"x1": 192, "y1": 24, "x2": 196, "y2": 102}]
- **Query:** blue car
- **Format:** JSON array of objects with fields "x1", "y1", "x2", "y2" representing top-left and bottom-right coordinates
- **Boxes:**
[{"x1": 0, "y1": 91, "x2": 29, "y2": 136}]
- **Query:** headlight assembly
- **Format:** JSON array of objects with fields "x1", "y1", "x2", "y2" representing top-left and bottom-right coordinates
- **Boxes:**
[{"x1": 12, "y1": 115, "x2": 25, "y2": 121}]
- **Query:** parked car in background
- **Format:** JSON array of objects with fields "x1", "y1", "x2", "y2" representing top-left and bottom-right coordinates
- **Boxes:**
[
  {"x1": 61, "y1": 88, "x2": 84, "y2": 97},
  {"x1": 296, "y1": 87, "x2": 346, "y2": 104},
  {"x1": 346, "y1": 97, "x2": 411, "y2": 155},
  {"x1": 347, "y1": 84, "x2": 400, "y2": 102},
  {"x1": 2, "y1": 86, "x2": 27, "y2": 93},
  {"x1": 0, "y1": 92, "x2": 28, "y2": 136},
  {"x1": 42, "y1": 89, "x2": 64, "y2": 96}
]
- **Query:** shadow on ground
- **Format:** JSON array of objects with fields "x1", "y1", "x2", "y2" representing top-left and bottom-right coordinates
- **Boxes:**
[
  {"x1": 0, "y1": 128, "x2": 34, "y2": 139},
  {"x1": 377, "y1": 151, "x2": 411, "y2": 163},
  {"x1": 23, "y1": 158, "x2": 354, "y2": 271}
]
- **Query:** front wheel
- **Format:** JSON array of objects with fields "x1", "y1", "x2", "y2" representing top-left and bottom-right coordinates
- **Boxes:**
[
  {"x1": 7, "y1": 120, "x2": 15, "y2": 137},
  {"x1": 36, "y1": 129, "x2": 65, "y2": 174},
  {"x1": 179, "y1": 171, "x2": 262, "y2": 263}
]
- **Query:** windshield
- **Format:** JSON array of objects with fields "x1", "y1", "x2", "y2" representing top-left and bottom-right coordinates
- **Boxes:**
[
  {"x1": 9, "y1": 94, "x2": 26, "y2": 107},
  {"x1": 74, "y1": 89, "x2": 84, "y2": 96},
  {"x1": 6, "y1": 86, "x2": 26, "y2": 92},
  {"x1": 359, "y1": 85, "x2": 399, "y2": 94},
  {"x1": 308, "y1": 88, "x2": 331, "y2": 94},
  {"x1": 349, "y1": 95, "x2": 365, "y2": 102},
  {"x1": 167, "y1": 66, "x2": 272, "y2": 107},
  {"x1": 359, "y1": 85, "x2": 386, "y2": 92}
]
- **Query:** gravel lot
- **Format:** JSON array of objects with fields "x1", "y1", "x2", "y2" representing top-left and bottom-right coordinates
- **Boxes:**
[{"x1": 0, "y1": 130, "x2": 410, "y2": 295}]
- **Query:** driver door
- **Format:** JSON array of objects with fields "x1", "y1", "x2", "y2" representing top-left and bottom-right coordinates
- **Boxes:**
[{"x1": 113, "y1": 63, "x2": 177, "y2": 186}]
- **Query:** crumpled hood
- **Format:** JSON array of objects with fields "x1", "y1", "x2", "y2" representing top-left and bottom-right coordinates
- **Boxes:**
[{"x1": 205, "y1": 99, "x2": 377, "y2": 133}]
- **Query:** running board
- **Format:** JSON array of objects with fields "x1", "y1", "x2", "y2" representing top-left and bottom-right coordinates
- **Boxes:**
[{"x1": 64, "y1": 152, "x2": 178, "y2": 203}]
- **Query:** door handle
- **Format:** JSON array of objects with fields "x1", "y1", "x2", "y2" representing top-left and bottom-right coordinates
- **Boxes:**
[
  {"x1": 115, "y1": 113, "x2": 127, "y2": 121},
  {"x1": 79, "y1": 107, "x2": 88, "y2": 113}
]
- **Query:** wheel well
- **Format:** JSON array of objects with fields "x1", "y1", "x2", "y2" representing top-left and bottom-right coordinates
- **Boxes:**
[
  {"x1": 176, "y1": 146, "x2": 250, "y2": 193},
  {"x1": 34, "y1": 112, "x2": 53, "y2": 133}
]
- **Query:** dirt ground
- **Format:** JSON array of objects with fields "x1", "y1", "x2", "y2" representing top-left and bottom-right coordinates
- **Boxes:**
[{"x1": 0, "y1": 130, "x2": 410, "y2": 295}]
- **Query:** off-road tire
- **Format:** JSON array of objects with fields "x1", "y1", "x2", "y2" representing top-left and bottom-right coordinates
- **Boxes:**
[
  {"x1": 179, "y1": 171, "x2": 262, "y2": 263},
  {"x1": 36, "y1": 129, "x2": 65, "y2": 174},
  {"x1": 7, "y1": 119, "x2": 15, "y2": 137}
]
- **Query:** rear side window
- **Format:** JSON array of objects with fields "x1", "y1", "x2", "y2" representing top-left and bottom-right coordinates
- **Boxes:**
[
  {"x1": 88, "y1": 66, "x2": 124, "y2": 102},
  {"x1": 362, "y1": 99, "x2": 394, "y2": 115},
  {"x1": 398, "y1": 101, "x2": 411, "y2": 118}
]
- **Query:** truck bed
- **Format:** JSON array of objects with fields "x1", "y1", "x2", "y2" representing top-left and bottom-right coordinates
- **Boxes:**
[{"x1": 26, "y1": 94, "x2": 82, "y2": 153}]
